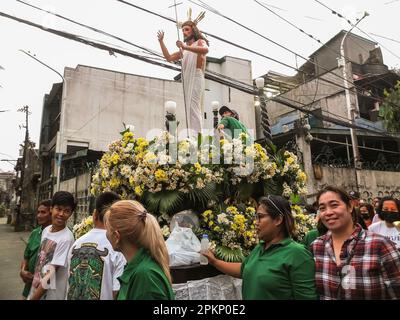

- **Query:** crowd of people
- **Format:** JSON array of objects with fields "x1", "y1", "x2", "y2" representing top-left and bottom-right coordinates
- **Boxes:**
[{"x1": 19, "y1": 187, "x2": 400, "y2": 300}]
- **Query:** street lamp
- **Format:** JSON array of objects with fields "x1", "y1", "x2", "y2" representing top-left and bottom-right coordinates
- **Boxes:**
[
  {"x1": 255, "y1": 77, "x2": 272, "y2": 146},
  {"x1": 165, "y1": 100, "x2": 177, "y2": 132},
  {"x1": 211, "y1": 101, "x2": 220, "y2": 128},
  {"x1": 339, "y1": 11, "x2": 368, "y2": 171}
]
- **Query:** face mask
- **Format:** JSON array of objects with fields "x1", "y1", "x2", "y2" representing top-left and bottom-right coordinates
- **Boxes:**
[
  {"x1": 382, "y1": 211, "x2": 400, "y2": 223},
  {"x1": 361, "y1": 213, "x2": 370, "y2": 220}
]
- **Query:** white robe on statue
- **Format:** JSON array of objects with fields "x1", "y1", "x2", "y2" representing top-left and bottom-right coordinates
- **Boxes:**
[{"x1": 182, "y1": 40, "x2": 206, "y2": 137}]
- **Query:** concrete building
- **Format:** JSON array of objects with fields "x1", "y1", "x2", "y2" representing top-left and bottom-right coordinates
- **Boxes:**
[
  {"x1": 38, "y1": 56, "x2": 255, "y2": 223},
  {"x1": 0, "y1": 171, "x2": 15, "y2": 222},
  {"x1": 263, "y1": 31, "x2": 400, "y2": 201}
]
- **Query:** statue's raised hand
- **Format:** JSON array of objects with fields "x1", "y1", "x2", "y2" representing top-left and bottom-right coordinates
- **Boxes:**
[{"x1": 157, "y1": 30, "x2": 165, "y2": 42}]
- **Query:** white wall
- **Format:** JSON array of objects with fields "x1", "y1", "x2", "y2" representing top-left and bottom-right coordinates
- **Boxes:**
[{"x1": 59, "y1": 58, "x2": 255, "y2": 154}]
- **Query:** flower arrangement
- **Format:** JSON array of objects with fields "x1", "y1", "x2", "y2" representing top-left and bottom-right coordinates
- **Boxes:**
[
  {"x1": 196, "y1": 204, "x2": 258, "y2": 262},
  {"x1": 89, "y1": 128, "x2": 310, "y2": 262},
  {"x1": 291, "y1": 204, "x2": 317, "y2": 242},
  {"x1": 72, "y1": 215, "x2": 94, "y2": 239},
  {"x1": 91, "y1": 130, "x2": 307, "y2": 213}
]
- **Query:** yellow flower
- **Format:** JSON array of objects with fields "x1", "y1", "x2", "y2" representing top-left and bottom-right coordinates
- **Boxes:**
[
  {"x1": 123, "y1": 131, "x2": 134, "y2": 142},
  {"x1": 227, "y1": 206, "x2": 239, "y2": 215},
  {"x1": 245, "y1": 231, "x2": 254, "y2": 238},
  {"x1": 155, "y1": 169, "x2": 168, "y2": 182},
  {"x1": 135, "y1": 186, "x2": 143, "y2": 196},
  {"x1": 286, "y1": 156, "x2": 295, "y2": 165},
  {"x1": 194, "y1": 162, "x2": 202, "y2": 174},
  {"x1": 110, "y1": 153, "x2": 120, "y2": 165},
  {"x1": 297, "y1": 171, "x2": 307, "y2": 183},
  {"x1": 135, "y1": 137, "x2": 149, "y2": 153},
  {"x1": 209, "y1": 221, "x2": 214, "y2": 227},
  {"x1": 246, "y1": 207, "x2": 255, "y2": 215},
  {"x1": 85, "y1": 216, "x2": 93, "y2": 226},
  {"x1": 259, "y1": 151, "x2": 268, "y2": 161},
  {"x1": 213, "y1": 226, "x2": 221, "y2": 232},
  {"x1": 90, "y1": 187, "x2": 96, "y2": 195},
  {"x1": 254, "y1": 143, "x2": 264, "y2": 153},
  {"x1": 203, "y1": 210, "x2": 212, "y2": 217},
  {"x1": 129, "y1": 176, "x2": 135, "y2": 186},
  {"x1": 220, "y1": 139, "x2": 226, "y2": 146},
  {"x1": 109, "y1": 177, "x2": 120, "y2": 188},
  {"x1": 144, "y1": 152, "x2": 157, "y2": 164}
]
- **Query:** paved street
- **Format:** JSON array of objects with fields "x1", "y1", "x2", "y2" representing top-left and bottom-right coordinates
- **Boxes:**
[{"x1": 0, "y1": 218, "x2": 31, "y2": 300}]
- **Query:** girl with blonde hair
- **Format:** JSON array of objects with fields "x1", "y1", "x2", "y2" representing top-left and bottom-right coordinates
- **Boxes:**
[{"x1": 104, "y1": 200, "x2": 174, "y2": 300}]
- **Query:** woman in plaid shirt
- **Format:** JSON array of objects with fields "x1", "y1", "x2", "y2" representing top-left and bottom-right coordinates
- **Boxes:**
[{"x1": 311, "y1": 186, "x2": 400, "y2": 300}]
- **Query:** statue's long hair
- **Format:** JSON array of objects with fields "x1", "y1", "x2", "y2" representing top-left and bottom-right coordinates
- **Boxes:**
[{"x1": 182, "y1": 21, "x2": 209, "y2": 46}]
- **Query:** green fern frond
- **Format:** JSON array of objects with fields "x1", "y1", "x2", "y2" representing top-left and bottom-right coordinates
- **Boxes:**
[{"x1": 214, "y1": 246, "x2": 245, "y2": 262}]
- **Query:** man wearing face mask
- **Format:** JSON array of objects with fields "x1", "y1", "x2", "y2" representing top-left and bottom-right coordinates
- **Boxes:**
[{"x1": 369, "y1": 196, "x2": 400, "y2": 249}]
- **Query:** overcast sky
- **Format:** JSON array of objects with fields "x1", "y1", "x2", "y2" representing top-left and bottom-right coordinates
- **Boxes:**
[{"x1": 0, "y1": 0, "x2": 399, "y2": 172}]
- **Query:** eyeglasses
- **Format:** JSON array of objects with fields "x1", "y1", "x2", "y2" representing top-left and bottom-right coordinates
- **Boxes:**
[{"x1": 255, "y1": 212, "x2": 269, "y2": 221}]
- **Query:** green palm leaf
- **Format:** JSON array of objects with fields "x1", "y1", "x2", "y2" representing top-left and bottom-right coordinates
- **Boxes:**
[
  {"x1": 263, "y1": 180, "x2": 283, "y2": 197},
  {"x1": 143, "y1": 190, "x2": 183, "y2": 215},
  {"x1": 187, "y1": 183, "x2": 218, "y2": 208},
  {"x1": 215, "y1": 246, "x2": 244, "y2": 262}
]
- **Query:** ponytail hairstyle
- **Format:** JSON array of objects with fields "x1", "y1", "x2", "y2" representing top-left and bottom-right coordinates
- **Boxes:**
[{"x1": 105, "y1": 200, "x2": 171, "y2": 284}]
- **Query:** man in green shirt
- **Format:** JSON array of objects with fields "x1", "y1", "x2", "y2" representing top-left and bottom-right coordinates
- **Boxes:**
[
  {"x1": 217, "y1": 106, "x2": 249, "y2": 140},
  {"x1": 19, "y1": 200, "x2": 52, "y2": 299}
]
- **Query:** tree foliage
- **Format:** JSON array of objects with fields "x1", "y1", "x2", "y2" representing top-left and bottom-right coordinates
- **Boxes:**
[{"x1": 379, "y1": 80, "x2": 400, "y2": 133}]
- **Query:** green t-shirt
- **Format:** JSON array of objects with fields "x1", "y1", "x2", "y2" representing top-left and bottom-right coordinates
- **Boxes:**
[
  {"x1": 117, "y1": 248, "x2": 174, "y2": 300},
  {"x1": 219, "y1": 116, "x2": 249, "y2": 139},
  {"x1": 22, "y1": 226, "x2": 43, "y2": 298},
  {"x1": 302, "y1": 229, "x2": 320, "y2": 250},
  {"x1": 240, "y1": 238, "x2": 317, "y2": 300}
]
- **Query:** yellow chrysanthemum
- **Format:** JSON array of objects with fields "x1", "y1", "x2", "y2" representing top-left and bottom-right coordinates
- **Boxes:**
[
  {"x1": 297, "y1": 171, "x2": 307, "y2": 182},
  {"x1": 110, "y1": 153, "x2": 120, "y2": 165},
  {"x1": 123, "y1": 131, "x2": 134, "y2": 142},
  {"x1": 286, "y1": 156, "x2": 295, "y2": 165},
  {"x1": 194, "y1": 162, "x2": 202, "y2": 174},
  {"x1": 155, "y1": 169, "x2": 168, "y2": 182},
  {"x1": 109, "y1": 177, "x2": 120, "y2": 188},
  {"x1": 134, "y1": 186, "x2": 143, "y2": 196}
]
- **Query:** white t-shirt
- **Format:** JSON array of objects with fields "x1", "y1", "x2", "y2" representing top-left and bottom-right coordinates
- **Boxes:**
[
  {"x1": 369, "y1": 221, "x2": 400, "y2": 248},
  {"x1": 66, "y1": 228, "x2": 126, "y2": 300},
  {"x1": 30, "y1": 225, "x2": 74, "y2": 300}
]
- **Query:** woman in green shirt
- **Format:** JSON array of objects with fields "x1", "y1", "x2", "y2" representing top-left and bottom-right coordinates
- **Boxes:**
[
  {"x1": 203, "y1": 195, "x2": 317, "y2": 300},
  {"x1": 105, "y1": 200, "x2": 174, "y2": 300}
]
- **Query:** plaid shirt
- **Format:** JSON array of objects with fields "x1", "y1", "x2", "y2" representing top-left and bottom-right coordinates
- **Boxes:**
[{"x1": 311, "y1": 224, "x2": 400, "y2": 300}]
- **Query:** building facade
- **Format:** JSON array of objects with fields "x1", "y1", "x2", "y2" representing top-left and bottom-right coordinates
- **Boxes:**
[
  {"x1": 38, "y1": 56, "x2": 255, "y2": 223},
  {"x1": 263, "y1": 31, "x2": 400, "y2": 201}
]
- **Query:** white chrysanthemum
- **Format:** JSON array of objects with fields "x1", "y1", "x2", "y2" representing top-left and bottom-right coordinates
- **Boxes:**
[
  {"x1": 282, "y1": 182, "x2": 293, "y2": 198},
  {"x1": 217, "y1": 213, "x2": 230, "y2": 225},
  {"x1": 120, "y1": 164, "x2": 132, "y2": 178},
  {"x1": 101, "y1": 168, "x2": 110, "y2": 179}
]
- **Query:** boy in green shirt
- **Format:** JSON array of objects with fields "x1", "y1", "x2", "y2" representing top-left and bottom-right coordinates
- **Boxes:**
[
  {"x1": 20, "y1": 200, "x2": 52, "y2": 299},
  {"x1": 217, "y1": 106, "x2": 249, "y2": 140}
]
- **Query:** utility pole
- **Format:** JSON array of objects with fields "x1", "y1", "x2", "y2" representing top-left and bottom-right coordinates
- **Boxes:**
[
  {"x1": 339, "y1": 12, "x2": 369, "y2": 192},
  {"x1": 15, "y1": 105, "x2": 30, "y2": 231}
]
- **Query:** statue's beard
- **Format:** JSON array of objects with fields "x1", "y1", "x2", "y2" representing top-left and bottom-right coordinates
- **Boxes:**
[{"x1": 184, "y1": 34, "x2": 195, "y2": 43}]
